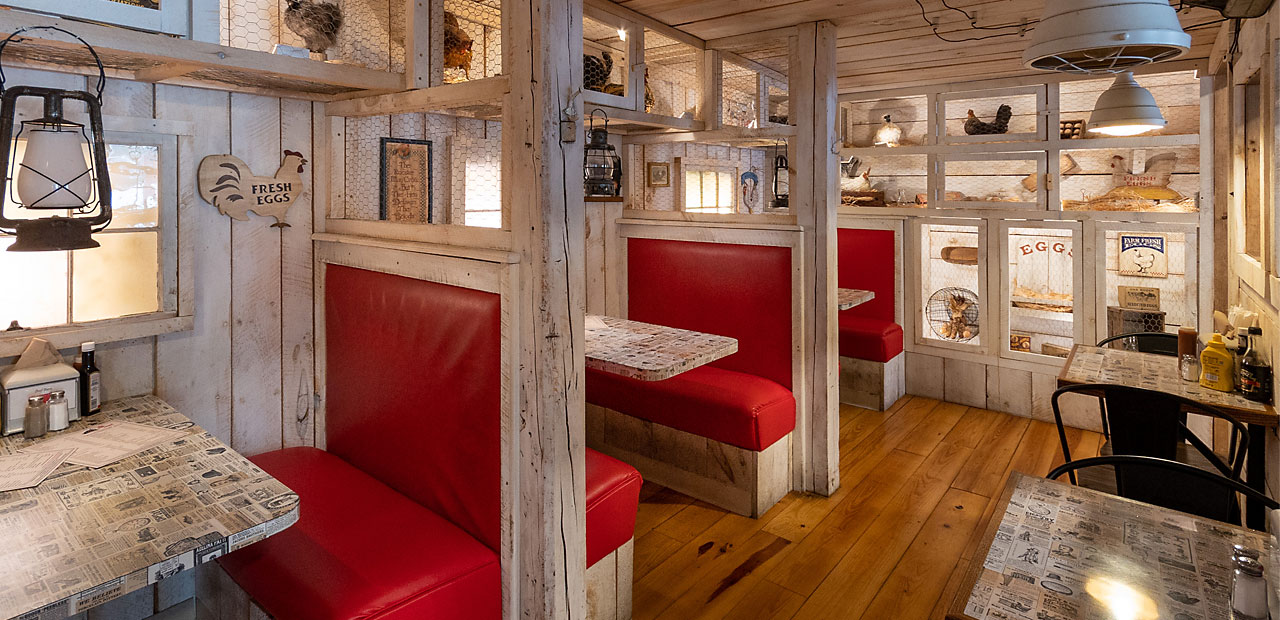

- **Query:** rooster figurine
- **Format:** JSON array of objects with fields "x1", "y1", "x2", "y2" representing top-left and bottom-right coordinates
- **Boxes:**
[
  {"x1": 443, "y1": 12, "x2": 474, "y2": 79},
  {"x1": 284, "y1": 0, "x2": 343, "y2": 54},
  {"x1": 963, "y1": 104, "x2": 1012, "y2": 135},
  {"x1": 198, "y1": 151, "x2": 307, "y2": 228}
]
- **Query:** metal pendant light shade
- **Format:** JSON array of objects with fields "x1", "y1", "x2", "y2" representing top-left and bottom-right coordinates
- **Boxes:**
[
  {"x1": 1089, "y1": 72, "x2": 1167, "y2": 136},
  {"x1": 1023, "y1": 0, "x2": 1191, "y2": 74}
]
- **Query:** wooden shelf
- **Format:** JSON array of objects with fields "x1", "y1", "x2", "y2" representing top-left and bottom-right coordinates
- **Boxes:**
[
  {"x1": 585, "y1": 196, "x2": 625, "y2": 202},
  {"x1": 326, "y1": 76, "x2": 509, "y2": 118},
  {"x1": 840, "y1": 133, "x2": 1200, "y2": 157},
  {"x1": 0, "y1": 9, "x2": 404, "y2": 100},
  {"x1": 622, "y1": 124, "x2": 795, "y2": 147}
]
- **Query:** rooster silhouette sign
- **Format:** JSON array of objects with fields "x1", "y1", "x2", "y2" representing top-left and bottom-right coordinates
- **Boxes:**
[{"x1": 198, "y1": 151, "x2": 307, "y2": 227}]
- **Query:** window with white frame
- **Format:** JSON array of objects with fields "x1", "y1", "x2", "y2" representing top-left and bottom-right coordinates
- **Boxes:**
[
  {"x1": 0, "y1": 134, "x2": 174, "y2": 332},
  {"x1": 683, "y1": 167, "x2": 735, "y2": 213}
]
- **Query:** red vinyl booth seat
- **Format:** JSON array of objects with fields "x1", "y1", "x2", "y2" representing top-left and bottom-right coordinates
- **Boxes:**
[
  {"x1": 219, "y1": 448, "x2": 501, "y2": 620},
  {"x1": 836, "y1": 228, "x2": 903, "y2": 363},
  {"x1": 586, "y1": 448, "x2": 643, "y2": 567}
]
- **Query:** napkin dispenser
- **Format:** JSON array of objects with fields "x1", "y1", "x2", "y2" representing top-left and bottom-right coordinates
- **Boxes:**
[{"x1": 0, "y1": 364, "x2": 81, "y2": 435}]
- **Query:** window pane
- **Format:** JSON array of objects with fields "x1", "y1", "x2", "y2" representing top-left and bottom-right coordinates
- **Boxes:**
[
  {"x1": 701, "y1": 171, "x2": 716, "y2": 208},
  {"x1": 0, "y1": 237, "x2": 68, "y2": 329},
  {"x1": 71, "y1": 231, "x2": 159, "y2": 322},
  {"x1": 920, "y1": 223, "x2": 982, "y2": 346},
  {"x1": 717, "y1": 172, "x2": 734, "y2": 211},
  {"x1": 1008, "y1": 227, "x2": 1074, "y2": 358},
  {"x1": 106, "y1": 144, "x2": 160, "y2": 229},
  {"x1": 685, "y1": 170, "x2": 700, "y2": 208}
]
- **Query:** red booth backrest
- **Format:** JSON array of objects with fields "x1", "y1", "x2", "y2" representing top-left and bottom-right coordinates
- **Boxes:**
[
  {"x1": 627, "y1": 238, "x2": 793, "y2": 390},
  {"x1": 324, "y1": 264, "x2": 501, "y2": 552},
  {"x1": 836, "y1": 228, "x2": 896, "y2": 323}
]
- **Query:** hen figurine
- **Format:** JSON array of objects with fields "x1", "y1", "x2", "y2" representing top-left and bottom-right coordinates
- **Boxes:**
[
  {"x1": 284, "y1": 0, "x2": 343, "y2": 54},
  {"x1": 198, "y1": 151, "x2": 307, "y2": 228},
  {"x1": 964, "y1": 104, "x2": 1012, "y2": 135},
  {"x1": 444, "y1": 12, "x2": 474, "y2": 79}
]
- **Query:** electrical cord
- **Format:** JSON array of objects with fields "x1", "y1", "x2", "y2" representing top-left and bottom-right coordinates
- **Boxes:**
[{"x1": 913, "y1": 0, "x2": 1036, "y2": 43}]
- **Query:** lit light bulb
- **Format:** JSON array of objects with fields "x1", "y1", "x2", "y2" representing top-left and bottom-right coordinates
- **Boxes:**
[{"x1": 618, "y1": 28, "x2": 627, "y2": 42}]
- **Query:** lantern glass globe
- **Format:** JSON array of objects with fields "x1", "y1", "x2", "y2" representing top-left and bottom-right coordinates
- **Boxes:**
[{"x1": 16, "y1": 127, "x2": 92, "y2": 208}]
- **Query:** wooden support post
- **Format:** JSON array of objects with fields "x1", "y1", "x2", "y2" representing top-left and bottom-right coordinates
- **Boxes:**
[
  {"x1": 700, "y1": 49, "x2": 722, "y2": 130},
  {"x1": 502, "y1": 0, "x2": 587, "y2": 616},
  {"x1": 791, "y1": 22, "x2": 840, "y2": 495},
  {"x1": 404, "y1": 0, "x2": 431, "y2": 89}
]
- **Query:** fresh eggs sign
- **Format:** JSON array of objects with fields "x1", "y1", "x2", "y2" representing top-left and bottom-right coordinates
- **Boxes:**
[{"x1": 1118, "y1": 233, "x2": 1168, "y2": 278}]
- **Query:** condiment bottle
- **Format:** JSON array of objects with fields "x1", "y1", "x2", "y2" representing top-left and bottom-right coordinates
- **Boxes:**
[
  {"x1": 23, "y1": 395, "x2": 48, "y2": 440},
  {"x1": 1240, "y1": 326, "x2": 1273, "y2": 404},
  {"x1": 74, "y1": 341, "x2": 101, "y2": 416},
  {"x1": 1231, "y1": 555, "x2": 1268, "y2": 620},
  {"x1": 47, "y1": 390, "x2": 68, "y2": 432},
  {"x1": 1235, "y1": 330, "x2": 1249, "y2": 389},
  {"x1": 1199, "y1": 333, "x2": 1235, "y2": 392}
]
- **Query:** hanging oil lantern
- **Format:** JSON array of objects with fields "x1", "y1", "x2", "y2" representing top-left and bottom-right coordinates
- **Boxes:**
[
  {"x1": 584, "y1": 109, "x2": 621, "y2": 198},
  {"x1": 769, "y1": 142, "x2": 789, "y2": 209},
  {"x1": 0, "y1": 27, "x2": 112, "y2": 252}
]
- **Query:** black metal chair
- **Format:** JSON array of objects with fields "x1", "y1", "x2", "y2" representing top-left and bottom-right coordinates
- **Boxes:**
[
  {"x1": 1048, "y1": 455, "x2": 1278, "y2": 526},
  {"x1": 1052, "y1": 384, "x2": 1249, "y2": 503},
  {"x1": 1096, "y1": 331, "x2": 1180, "y2": 356}
]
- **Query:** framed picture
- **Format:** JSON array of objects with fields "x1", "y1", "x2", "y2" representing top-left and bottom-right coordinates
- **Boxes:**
[
  {"x1": 646, "y1": 162, "x2": 670, "y2": 187},
  {"x1": 1117, "y1": 232, "x2": 1168, "y2": 278},
  {"x1": 379, "y1": 138, "x2": 433, "y2": 223}
]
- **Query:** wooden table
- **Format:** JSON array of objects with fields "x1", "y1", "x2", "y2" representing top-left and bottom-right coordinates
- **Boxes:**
[
  {"x1": 584, "y1": 315, "x2": 738, "y2": 381},
  {"x1": 948, "y1": 472, "x2": 1274, "y2": 620},
  {"x1": 1058, "y1": 344, "x2": 1278, "y2": 529},
  {"x1": 0, "y1": 395, "x2": 298, "y2": 619},
  {"x1": 837, "y1": 288, "x2": 875, "y2": 311}
]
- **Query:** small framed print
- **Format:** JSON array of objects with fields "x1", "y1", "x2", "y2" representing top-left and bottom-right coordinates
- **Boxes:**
[
  {"x1": 646, "y1": 162, "x2": 670, "y2": 187},
  {"x1": 379, "y1": 137, "x2": 433, "y2": 223},
  {"x1": 1117, "y1": 233, "x2": 1168, "y2": 278},
  {"x1": 1118, "y1": 286, "x2": 1161, "y2": 311}
]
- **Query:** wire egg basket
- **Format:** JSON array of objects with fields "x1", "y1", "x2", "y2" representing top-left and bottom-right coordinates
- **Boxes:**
[{"x1": 926, "y1": 287, "x2": 981, "y2": 342}]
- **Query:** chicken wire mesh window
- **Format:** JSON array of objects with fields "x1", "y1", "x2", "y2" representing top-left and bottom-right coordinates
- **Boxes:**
[
  {"x1": 942, "y1": 88, "x2": 1043, "y2": 144},
  {"x1": 721, "y1": 58, "x2": 759, "y2": 128},
  {"x1": 442, "y1": 0, "x2": 502, "y2": 83},
  {"x1": 1059, "y1": 70, "x2": 1201, "y2": 140},
  {"x1": 841, "y1": 95, "x2": 927, "y2": 148},
  {"x1": 1059, "y1": 147, "x2": 1198, "y2": 212},
  {"x1": 838, "y1": 153, "x2": 926, "y2": 208},
  {"x1": 583, "y1": 14, "x2": 628, "y2": 100},
  {"x1": 1101, "y1": 229, "x2": 1196, "y2": 334},
  {"x1": 224, "y1": 0, "x2": 395, "y2": 70},
  {"x1": 644, "y1": 29, "x2": 699, "y2": 118},
  {"x1": 340, "y1": 113, "x2": 502, "y2": 228},
  {"x1": 765, "y1": 77, "x2": 789, "y2": 125},
  {"x1": 920, "y1": 222, "x2": 982, "y2": 347},
  {"x1": 0, "y1": 141, "x2": 166, "y2": 330},
  {"x1": 1007, "y1": 226, "x2": 1076, "y2": 359},
  {"x1": 938, "y1": 154, "x2": 1043, "y2": 209},
  {"x1": 683, "y1": 168, "x2": 736, "y2": 214}
]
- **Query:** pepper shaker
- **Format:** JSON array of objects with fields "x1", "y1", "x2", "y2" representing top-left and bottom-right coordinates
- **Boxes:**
[{"x1": 23, "y1": 395, "x2": 48, "y2": 440}]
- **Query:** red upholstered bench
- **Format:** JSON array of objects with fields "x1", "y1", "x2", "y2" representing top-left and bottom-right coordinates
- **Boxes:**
[
  {"x1": 837, "y1": 228, "x2": 906, "y2": 410},
  {"x1": 585, "y1": 448, "x2": 642, "y2": 618},
  {"x1": 586, "y1": 237, "x2": 796, "y2": 518}
]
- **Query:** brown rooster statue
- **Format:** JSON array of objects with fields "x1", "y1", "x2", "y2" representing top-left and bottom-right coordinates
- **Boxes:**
[
  {"x1": 964, "y1": 104, "x2": 1012, "y2": 135},
  {"x1": 284, "y1": 0, "x2": 343, "y2": 55},
  {"x1": 198, "y1": 151, "x2": 307, "y2": 228},
  {"x1": 443, "y1": 12, "x2": 474, "y2": 79}
]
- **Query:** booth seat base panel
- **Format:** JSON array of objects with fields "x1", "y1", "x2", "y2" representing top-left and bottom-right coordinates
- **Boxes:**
[
  {"x1": 587, "y1": 404, "x2": 791, "y2": 518},
  {"x1": 840, "y1": 353, "x2": 906, "y2": 412},
  {"x1": 586, "y1": 539, "x2": 634, "y2": 620},
  {"x1": 216, "y1": 447, "x2": 501, "y2": 620}
]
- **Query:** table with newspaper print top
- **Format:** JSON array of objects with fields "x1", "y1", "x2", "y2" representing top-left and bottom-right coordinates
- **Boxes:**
[
  {"x1": 837, "y1": 288, "x2": 875, "y2": 311},
  {"x1": 948, "y1": 472, "x2": 1274, "y2": 620},
  {"x1": 0, "y1": 395, "x2": 298, "y2": 620},
  {"x1": 585, "y1": 315, "x2": 739, "y2": 382}
]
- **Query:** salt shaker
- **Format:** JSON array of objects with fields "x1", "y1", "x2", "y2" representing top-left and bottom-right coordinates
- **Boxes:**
[
  {"x1": 47, "y1": 390, "x2": 68, "y2": 432},
  {"x1": 1231, "y1": 555, "x2": 1268, "y2": 620},
  {"x1": 23, "y1": 395, "x2": 48, "y2": 440}
]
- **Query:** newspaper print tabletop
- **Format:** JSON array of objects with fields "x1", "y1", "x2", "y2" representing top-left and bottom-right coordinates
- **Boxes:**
[
  {"x1": 837, "y1": 288, "x2": 875, "y2": 311},
  {"x1": 955, "y1": 473, "x2": 1273, "y2": 620},
  {"x1": 1061, "y1": 345, "x2": 1273, "y2": 416},
  {"x1": 0, "y1": 395, "x2": 299, "y2": 620},
  {"x1": 585, "y1": 315, "x2": 739, "y2": 382}
]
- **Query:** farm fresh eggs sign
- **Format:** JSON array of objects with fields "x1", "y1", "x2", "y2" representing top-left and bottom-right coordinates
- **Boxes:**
[{"x1": 1118, "y1": 233, "x2": 1168, "y2": 278}]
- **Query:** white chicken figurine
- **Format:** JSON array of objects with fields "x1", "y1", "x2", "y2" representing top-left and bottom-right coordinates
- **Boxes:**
[{"x1": 198, "y1": 151, "x2": 307, "y2": 228}]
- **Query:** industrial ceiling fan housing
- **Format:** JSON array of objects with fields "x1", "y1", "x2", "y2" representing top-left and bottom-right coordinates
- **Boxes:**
[
  {"x1": 1023, "y1": 0, "x2": 1192, "y2": 74},
  {"x1": 1180, "y1": 0, "x2": 1274, "y2": 18}
]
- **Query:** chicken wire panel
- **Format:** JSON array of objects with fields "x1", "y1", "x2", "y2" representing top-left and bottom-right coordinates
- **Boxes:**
[
  {"x1": 841, "y1": 95, "x2": 927, "y2": 148},
  {"x1": 838, "y1": 153, "x2": 926, "y2": 208},
  {"x1": 920, "y1": 223, "x2": 982, "y2": 346},
  {"x1": 1060, "y1": 146, "x2": 1199, "y2": 212},
  {"x1": 1103, "y1": 230, "x2": 1194, "y2": 329},
  {"x1": 1059, "y1": 70, "x2": 1201, "y2": 138},
  {"x1": 644, "y1": 29, "x2": 700, "y2": 118},
  {"x1": 1007, "y1": 227, "x2": 1075, "y2": 359},
  {"x1": 632, "y1": 142, "x2": 766, "y2": 213},
  {"x1": 942, "y1": 90, "x2": 1041, "y2": 143},
  {"x1": 583, "y1": 15, "x2": 628, "y2": 98},
  {"x1": 939, "y1": 156, "x2": 1041, "y2": 208},
  {"x1": 452, "y1": 118, "x2": 502, "y2": 228},
  {"x1": 722, "y1": 59, "x2": 759, "y2": 128},
  {"x1": 765, "y1": 76, "x2": 789, "y2": 125},
  {"x1": 343, "y1": 115, "x2": 388, "y2": 220},
  {"x1": 443, "y1": 0, "x2": 502, "y2": 83}
]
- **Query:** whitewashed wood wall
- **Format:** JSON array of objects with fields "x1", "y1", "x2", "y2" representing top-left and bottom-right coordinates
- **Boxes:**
[{"x1": 0, "y1": 67, "x2": 319, "y2": 620}]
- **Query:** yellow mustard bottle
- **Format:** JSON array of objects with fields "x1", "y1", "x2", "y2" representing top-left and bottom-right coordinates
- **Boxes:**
[{"x1": 1200, "y1": 333, "x2": 1235, "y2": 392}]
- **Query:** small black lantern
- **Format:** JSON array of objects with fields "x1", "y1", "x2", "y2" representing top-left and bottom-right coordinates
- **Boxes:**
[
  {"x1": 0, "y1": 27, "x2": 111, "y2": 252},
  {"x1": 769, "y1": 142, "x2": 789, "y2": 209},
  {"x1": 584, "y1": 109, "x2": 621, "y2": 198}
]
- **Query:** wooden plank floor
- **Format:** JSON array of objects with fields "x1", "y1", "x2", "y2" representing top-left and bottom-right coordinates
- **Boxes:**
[{"x1": 629, "y1": 395, "x2": 1104, "y2": 620}]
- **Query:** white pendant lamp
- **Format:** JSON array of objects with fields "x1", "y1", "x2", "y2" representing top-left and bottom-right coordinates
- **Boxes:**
[
  {"x1": 1088, "y1": 72, "x2": 1166, "y2": 136},
  {"x1": 1023, "y1": 0, "x2": 1191, "y2": 74}
]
